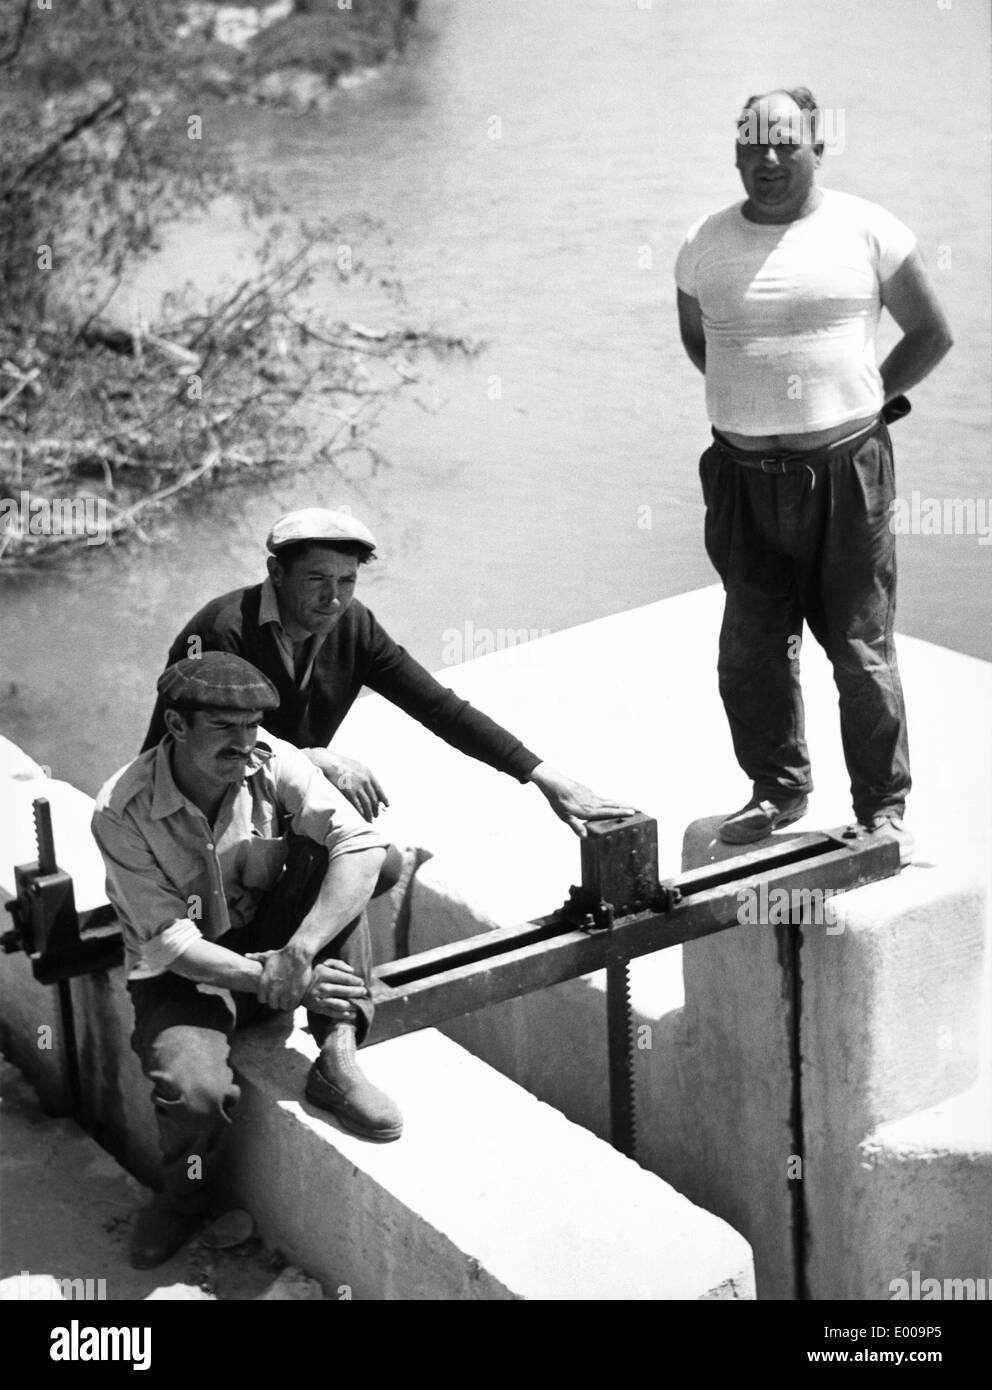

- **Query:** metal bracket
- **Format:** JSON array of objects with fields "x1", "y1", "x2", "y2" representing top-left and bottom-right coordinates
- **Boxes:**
[
  {"x1": 1, "y1": 798, "x2": 121, "y2": 1122},
  {"x1": 2, "y1": 798, "x2": 121, "y2": 984}
]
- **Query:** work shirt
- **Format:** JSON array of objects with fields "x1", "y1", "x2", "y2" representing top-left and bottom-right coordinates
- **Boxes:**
[
  {"x1": 92, "y1": 732, "x2": 389, "y2": 980},
  {"x1": 674, "y1": 189, "x2": 917, "y2": 435},
  {"x1": 258, "y1": 577, "x2": 324, "y2": 690},
  {"x1": 140, "y1": 585, "x2": 541, "y2": 781}
]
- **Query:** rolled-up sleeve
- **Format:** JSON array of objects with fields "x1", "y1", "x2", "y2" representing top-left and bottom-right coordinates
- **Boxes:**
[
  {"x1": 262, "y1": 736, "x2": 390, "y2": 862},
  {"x1": 91, "y1": 808, "x2": 204, "y2": 973}
]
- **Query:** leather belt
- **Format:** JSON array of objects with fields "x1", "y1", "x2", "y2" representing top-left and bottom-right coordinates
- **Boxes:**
[{"x1": 711, "y1": 417, "x2": 883, "y2": 474}]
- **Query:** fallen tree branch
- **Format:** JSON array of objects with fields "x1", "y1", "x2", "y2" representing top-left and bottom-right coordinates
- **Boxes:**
[
  {"x1": 0, "y1": 222, "x2": 456, "y2": 567},
  {"x1": 1, "y1": 90, "x2": 126, "y2": 201},
  {"x1": 0, "y1": 367, "x2": 40, "y2": 417}
]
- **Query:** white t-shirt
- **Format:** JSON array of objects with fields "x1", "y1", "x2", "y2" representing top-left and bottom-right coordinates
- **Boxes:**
[{"x1": 674, "y1": 189, "x2": 917, "y2": 435}]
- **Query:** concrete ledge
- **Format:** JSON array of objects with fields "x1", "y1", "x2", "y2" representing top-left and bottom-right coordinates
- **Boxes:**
[
  {"x1": 841, "y1": 1080, "x2": 992, "y2": 1301},
  {"x1": 383, "y1": 781, "x2": 988, "y2": 1303},
  {"x1": 800, "y1": 865, "x2": 987, "y2": 1301},
  {"x1": 1, "y1": 946, "x2": 757, "y2": 1299},
  {"x1": 327, "y1": 587, "x2": 990, "y2": 1302},
  {"x1": 0, "y1": 737, "x2": 756, "y2": 1301},
  {"x1": 407, "y1": 860, "x2": 690, "y2": 1155},
  {"x1": 678, "y1": 818, "x2": 988, "y2": 1299},
  {"x1": 4, "y1": 587, "x2": 990, "y2": 1301},
  {"x1": 228, "y1": 1019, "x2": 755, "y2": 1300},
  {"x1": 802, "y1": 868, "x2": 986, "y2": 1137}
]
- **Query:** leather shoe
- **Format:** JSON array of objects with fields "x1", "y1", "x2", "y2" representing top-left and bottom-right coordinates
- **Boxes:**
[
  {"x1": 719, "y1": 794, "x2": 809, "y2": 845},
  {"x1": 305, "y1": 1022, "x2": 403, "y2": 1142},
  {"x1": 861, "y1": 813, "x2": 914, "y2": 867},
  {"x1": 130, "y1": 1195, "x2": 201, "y2": 1270}
]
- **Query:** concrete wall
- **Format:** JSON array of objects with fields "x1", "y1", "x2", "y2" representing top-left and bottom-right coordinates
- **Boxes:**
[
  {"x1": 0, "y1": 734, "x2": 755, "y2": 1301},
  {"x1": 227, "y1": 1021, "x2": 754, "y2": 1300},
  {"x1": 801, "y1": 871, "x2": 989, "y2": 1300},
  {"x1": 677, "y1": 824, "x2": 988, "y2": 1301},
  {"x1": 4, "y1": 585, "x2": 989, "y2": 1299},
  {"x1": 331, "y1": 586, "x2": 991, "y2": 1300},
  {"x1": 853, "y1": 1082, "x2": 992, "y2": 1300}
]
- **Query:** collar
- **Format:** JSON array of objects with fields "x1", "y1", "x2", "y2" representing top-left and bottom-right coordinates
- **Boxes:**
[
  {"x1": 259, "y1": 576, "x2": 285, "y2": 631},
  {"x1": 259, "y1": 576, "x2": 329, "y2": 677},
  {"x1": 149, "y1": 734, "x2": 274, "y2": 821}
]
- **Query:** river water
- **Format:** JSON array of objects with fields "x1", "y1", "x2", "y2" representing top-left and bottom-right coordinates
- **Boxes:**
[{"x1": 2, "y1": 0, "x2": 990, "y2": 795}]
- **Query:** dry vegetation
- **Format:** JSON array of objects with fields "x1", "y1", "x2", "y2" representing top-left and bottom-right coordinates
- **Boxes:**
[{"x1": 0, "y1": 0, "x2": 456, "y2": 569}]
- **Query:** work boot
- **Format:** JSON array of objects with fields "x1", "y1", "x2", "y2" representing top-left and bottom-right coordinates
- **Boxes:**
[
  {"x1": 861, "y1": 812, "x2": 914, "y2": 867},
  {"x1": 130, "y1": 1194, "x2": 202, "y2": 1270},
  {"x1": 719, "y1": 793, "x2": 809, "y2": 845},
  {"x1": 305, "y1": 1021, "x2": 403, "y2": 1142}
]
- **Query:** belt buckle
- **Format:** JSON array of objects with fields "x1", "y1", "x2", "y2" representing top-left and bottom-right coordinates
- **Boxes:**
[{"x1": 759, "y1": 456, "x2": 787, "y2": 475}]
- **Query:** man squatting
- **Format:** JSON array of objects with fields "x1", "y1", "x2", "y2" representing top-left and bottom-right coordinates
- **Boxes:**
[{"x1": 94, "y1": 513, "x2": 633, "y2": 1268}]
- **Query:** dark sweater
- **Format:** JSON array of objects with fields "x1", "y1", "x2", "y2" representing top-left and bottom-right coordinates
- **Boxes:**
[{"x1": 141, "y1": 585, "x2": 541, "y2": 782}]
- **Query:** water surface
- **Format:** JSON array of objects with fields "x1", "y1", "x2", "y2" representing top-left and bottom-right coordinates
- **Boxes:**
[{"x1": 2, "y1": 0, "x2": 989, "y2": 794}]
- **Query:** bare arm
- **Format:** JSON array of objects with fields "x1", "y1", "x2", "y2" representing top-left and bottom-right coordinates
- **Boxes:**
[
  {"x1": 677, "y1": 289, "x2": 706, "y2": 375},
  {"x1": 287, "y1": 845, "x2": 385, "y2": 961},
  {"x1": 170, "y1": 936, "x2": 367, "y2": 1018},
  {"x1": 879, "y1": 249, "x2": 953, "y2": 400},
  {"x1": 169, "y1": 841, "x2": 385, "y2": 1007},
  {"x1": 251, "y1": 844, "x2": 386, "y2": 1011},
  {"x1": 169, "y1": 937, "x2": 264, "y2": 992}
]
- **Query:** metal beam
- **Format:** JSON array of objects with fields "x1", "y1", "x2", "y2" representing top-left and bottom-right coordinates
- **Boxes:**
[{"x1": 368, "y1": 828, "x2": 899, "y2": 1046}]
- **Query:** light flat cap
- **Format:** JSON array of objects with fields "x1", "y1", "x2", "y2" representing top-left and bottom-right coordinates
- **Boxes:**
[
  {"x1": 266, "y1": 507, "x2": 376, "y2": 556},
  {"x1": 157, "y1": 652, "x2": 280, "y2": 712}
]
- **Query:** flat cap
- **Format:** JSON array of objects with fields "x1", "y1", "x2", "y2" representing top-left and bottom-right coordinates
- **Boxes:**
[
  {"x1": 157, "y1": 653, "x2": 280, "y2": 712},
  {"x1": 266, "y1": 507, "x2": 376, "y2": 556}
]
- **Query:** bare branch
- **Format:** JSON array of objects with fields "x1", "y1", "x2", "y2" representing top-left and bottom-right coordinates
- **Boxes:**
[
  {"x1": 0, "y1": 0, "x2": 32, "y2": 69},
  {"x1": 1, "y1": 91, "x2": 126, "y2": 201}
]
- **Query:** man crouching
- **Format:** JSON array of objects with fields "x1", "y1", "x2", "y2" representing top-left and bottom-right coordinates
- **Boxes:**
[{"x1": 91, "y1": 651, "x2": 401, "y2": 1270}]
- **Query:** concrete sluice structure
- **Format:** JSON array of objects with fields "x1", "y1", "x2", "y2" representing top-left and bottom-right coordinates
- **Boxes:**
[{"x1": 1, "y1": 586, "x2": 988, "y2": 1299}]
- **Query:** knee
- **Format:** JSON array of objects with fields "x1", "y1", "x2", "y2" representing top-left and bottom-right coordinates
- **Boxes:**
[
  {"x1": 372, "y1": 843, "x2": 403, "y2": 899},
  {"x1": 828, "y1": 631, "x2": 892, "y2": 677},
  {"x1": 182, "y1": 1068, "x2": 238, "y2": 1121},
  {"x1": 153, "y1": 1067, "x2": 238, "y2": 1126},
  {"x1": 146, "y1": 1031, "x2": 237, "y2": 1119}
]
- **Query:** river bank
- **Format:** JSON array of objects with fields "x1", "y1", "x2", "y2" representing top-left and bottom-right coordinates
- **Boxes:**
[
  {"x1": 0, "y1": 1, "x2": 433, "y2": 569},
  {"x1": 182, "y1": 0, "x2": 419, "y2": 113}
]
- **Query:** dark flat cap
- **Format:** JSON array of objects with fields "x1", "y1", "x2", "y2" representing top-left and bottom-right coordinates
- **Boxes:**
[{"x1": 157, "y1": 653, "x2": 280, "y2": 712}]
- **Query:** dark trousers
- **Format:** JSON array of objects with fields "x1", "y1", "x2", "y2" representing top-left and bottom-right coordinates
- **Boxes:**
[
  {"x1": 699, "y1": 421, "x2": 911, "y2": 823},
  {"x1": 128, "y1": 839, "x2": 400, "y2": 1214}
]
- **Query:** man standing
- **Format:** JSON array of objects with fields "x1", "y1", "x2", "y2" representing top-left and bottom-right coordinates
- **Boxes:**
[
  {"x1": 675, "y1": 87, "x2": 952, "y2": 861},
  {"x1": 142, "y1": 508, "x2": 633, "y2": 835},
  {"x1": 94, "y1": 652, "x2": 399, "y2": 1269}
]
